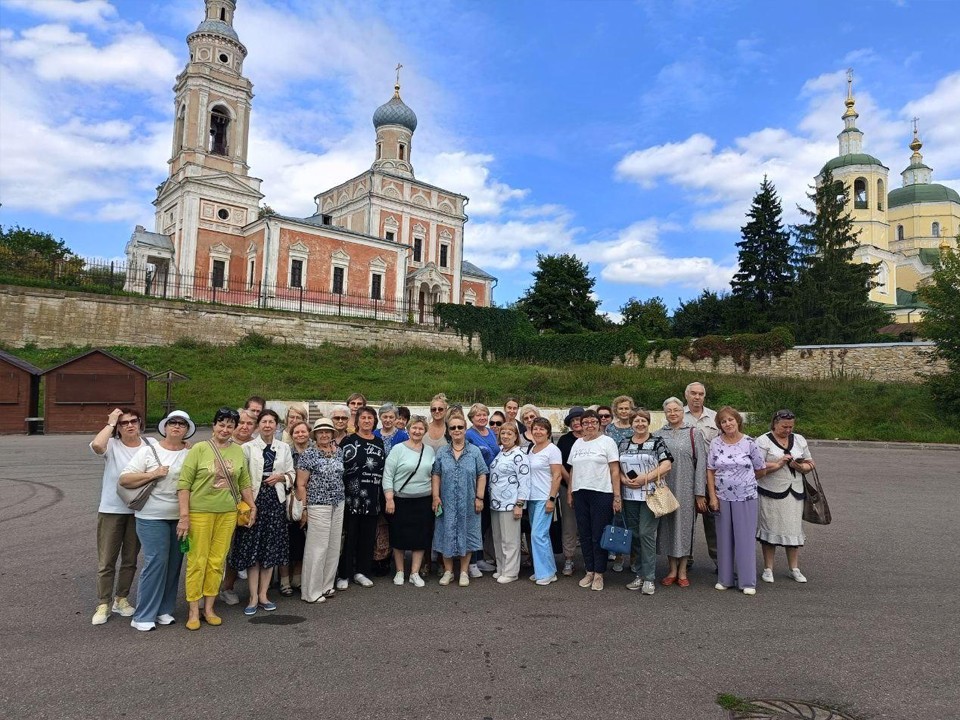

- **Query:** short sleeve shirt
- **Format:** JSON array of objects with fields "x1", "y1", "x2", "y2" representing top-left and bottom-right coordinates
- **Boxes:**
[
  {"x1": 297, "y1": 446, "x2": 345, "y2": 506},
  {"x1": 707, "y1": 435, "x2": 766, "y2": 501},
  {"x1": 569, "y1": 435, "x2": 620, "y2": 493},
  {"x1": 526, "y1": 443, "x2": 562, "y2": 501},
  {"x1": 618, "y1": 435, "x2": 673, "y2": 501}
]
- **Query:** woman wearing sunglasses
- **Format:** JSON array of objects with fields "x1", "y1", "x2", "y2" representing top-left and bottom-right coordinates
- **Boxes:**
[{"x1": 424, "y1": 393, "x2": 450, "y2": 452}]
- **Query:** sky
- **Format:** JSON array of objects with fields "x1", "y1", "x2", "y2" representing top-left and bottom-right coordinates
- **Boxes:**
[{"x1": 1, "y1": 0, "x2": 958, "y2": 321}]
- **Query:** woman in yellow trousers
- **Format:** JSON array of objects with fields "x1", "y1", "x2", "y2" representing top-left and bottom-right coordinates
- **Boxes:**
[{"x1": 177, "y1": 408, "x2": 254, "y2": 630}]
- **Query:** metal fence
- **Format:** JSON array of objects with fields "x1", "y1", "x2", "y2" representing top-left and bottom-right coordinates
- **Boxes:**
[{"x1": 1, "y1": 256, "x2": 439, "y2": 325}]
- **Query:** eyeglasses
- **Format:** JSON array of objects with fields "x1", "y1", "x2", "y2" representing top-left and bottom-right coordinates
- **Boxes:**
[
  {"x1": 118, "y1": 419, "x2": 139, "y2": 426},
  {"x1": 489, "y1": 421, "x2": 503, "y2": 427},
  {"x1": 581, "y1": 419, "x2": 600, "y2": 426},
  {"x1": 166, "y1": 420, "x2": 188, "y2": 427},
  {"x1": 448, "y1": 425, "x2": 466, "y2": 431},
  {"x1": 598, "y1": 414, "x2": 612, "y2": 419},
  {"x1": 332, "y1": 416, "x2": 348, "y2": 421}
]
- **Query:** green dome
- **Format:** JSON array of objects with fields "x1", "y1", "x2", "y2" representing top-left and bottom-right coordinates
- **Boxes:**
[
  {"x1": 821, "y1": 153, "x2": 886, "y2": 174},
  {"x1": 888, "y1": 183, "x2": 960, "y2": 209}
]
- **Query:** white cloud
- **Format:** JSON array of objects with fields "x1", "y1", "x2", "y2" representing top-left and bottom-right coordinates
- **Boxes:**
[
  {"x1": 418, "y1": 152, "x2": 528, "y2": 217},
  {"x1": 465, "y1": 207, "x2": 581, "y2": 271},
  {"x1": 1, "y1": 0, "x2": 117, "y2": 28}
]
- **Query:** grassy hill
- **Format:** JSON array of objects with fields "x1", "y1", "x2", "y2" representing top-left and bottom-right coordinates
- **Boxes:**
[{"x1": 8, "y1": 337, "x2": 956, "y2": 443}]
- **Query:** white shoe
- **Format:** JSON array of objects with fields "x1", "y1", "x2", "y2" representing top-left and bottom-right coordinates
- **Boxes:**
[
  {"x1": 438, "y1": 571, "x2": 454, "y2": 586},
  {"x1": 323, "y1": 589, "x2": 336, "y2": 598},
  {"x1": 459, "y1": 572, "x2": 470, "y2": 587},
  {"x1": 476, "y1": 560, "x2": 497, "y2": 572},
  {"x1": 761, "y1": 568, "x2": 774, "y2": 583},
  {"x1": 218, "y1": 589, "x2": 240, "y2": 605},
  {"x1": 237, "y1": 569, "x2": 248, "y2": 580},
  {"x1": 529, "y1": 574, "x2": 537, "y2": 582},
  {"x1": 497, "y1": 575, "x2": 518, "y2": 584},
  {"x1": 715, "y1": 583, "x2": 728, "y2": 591},
  {"x1": 353, "y1": 573, "x2": 374, "y2": 588},
  {"x1": 408, "y1": 573, "x2": 425, "y2": 588},
  {"x1": 393, "y1": 571, "x2": 405, "y2": 586},
  {"x1": 535, "y1": 575, "x2": 558, "y2": 586},
  {"x1": 468, "y1": 563, "x2": 483, "y2": 578},
  {"x1": 492, "y1": 572, "x2": 500, "y2": 579},
  {"x1": 562, "y1": 560, "x2": 575, "y2": 576},
  {"x1": 641, "y1": 581, "x2": 656, "y2": 595},
  {"x1": 112, "y1": 598, "x2": 135, "y2": 617},
  {"x1": 743, "y1": 587, "x2": 757, "y2": 596},
  {"x1": 130, "y1": 620, "x2": 155, "y2": 632},
  {"x1": 91, "y1": 603, "x2": 110, "y2": 625},
  {"x1": 626, "y1": 576, "x2": 644, "y2": 591},
  {"x1": 336, "y1": 578, "x2": 349, "y2": 590},
  {"x1": 790, "y1": 568, "x2": 807, "y2": 583},
  {"x1": 156, "y1": 614, "x2": 175, "y2": 625},
  {"x1": 611, "y1": 561, "x2": 624, "y2": 573}
]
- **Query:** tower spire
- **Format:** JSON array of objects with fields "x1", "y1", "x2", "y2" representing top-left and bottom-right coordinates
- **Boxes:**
[
  {"x1": 902, "y1": 117, "x2": 932, "y2": 187},
  {"x1": 394, "y1": 63, "x2": 403, "y2": 97},
  {"x1": 842, "y1": 68, "x2": 859, "y2": 126},
  {"x1": 837, "y1": 68, "x2": 864, "y2": 155}
]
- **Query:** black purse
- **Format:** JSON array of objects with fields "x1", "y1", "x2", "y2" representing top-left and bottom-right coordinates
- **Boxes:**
[{"x1": 802, "y1": 468, "x2": 831, "y2": 525}]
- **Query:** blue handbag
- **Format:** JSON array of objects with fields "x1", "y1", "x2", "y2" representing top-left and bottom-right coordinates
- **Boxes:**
[{"x1": 599, "y1": 513, "x2": 632, "y2": 555}]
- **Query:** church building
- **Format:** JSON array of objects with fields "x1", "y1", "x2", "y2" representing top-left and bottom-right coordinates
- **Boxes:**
[
  {"x1": 125, "y1": 0, "x2": 495, "y2": 322},
  {"x1": 817, "y1": 72, "x2": 959, "y2": 323}
]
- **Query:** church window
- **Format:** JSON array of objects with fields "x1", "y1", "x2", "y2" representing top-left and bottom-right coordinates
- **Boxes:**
[
  {"x1": 413, "y1": 237, "x2": 423, "y2": 263},
  {"x1": 290, "y1": 259, "x2": 303, "y2": 288},
  {"x1": 399, "y1": 144, "x2": 406, "y2": 161},
  {"x1": 332, "y1": 267, "x2": 345, "y2": 294},
  {"x1": 897, "y1": 225, "x2": 904, "y2": 242},
  {"x1": 371, "y1": 273, "x2": 383, "y2": 300},
  {"x1": 247, "y1": 259, "x2": 256, "y2": 288},
  {"x1": 854, "y1": 178, "x2": 868, "y2": 210},
  {"x1": 219, "y1": 53, "x2": 229, "y2": 64},
  {"x1": 212, "y1": 260, "x2": 226, "y2": 289},
  {"x1": 217, "y1": 208, "x2": 229, "y2": 220},
  {"x1": 377, "y1": 143, "x2": 382, "y2": 160},
  {"x1": 175, "y1": 105, "x2": 185, "y2": 152},
  {"x1": 385, "y1": 230, "x2": 396, "y2": 242},
  {"x1": 321, "y1": 214, "x2": 333, "y2": 225},
  {"x1": 220, "y1": 8, "x2": 226, "y2": 20},
  {"x1": 439, "y1": 243, "x2": 449, "y2": 268},
  {"x1": 877, "y1": 179, "x2": 884, "y2": 210},
  {"x1": 209, "y1": 106, "x2": 230, "y2": 156},
  {"x1": 932, "y1": 222, "x2": 940, "y2": 237}
]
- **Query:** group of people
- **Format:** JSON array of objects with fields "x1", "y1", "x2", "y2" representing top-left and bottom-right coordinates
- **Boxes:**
[{"x1": 90, "y1": 382, "x2": 817, "y2": 631}]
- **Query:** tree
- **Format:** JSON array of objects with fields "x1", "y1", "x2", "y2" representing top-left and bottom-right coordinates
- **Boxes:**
[
  {"x1": 671, "y1": 290, "x2": 734, "y2": 337},
  {"x1": 516, "y1": 252, "x2": 602, "y2": 334},
  {"x1": 788, "y1": 170, "x2": 891, "y2": 343},
  {"x1": 620, "y1": 296, "x2": 671, "y2": 338},
  {"x1": 0, "y1": 224, "x2": 81, "y2": 277},
  {"x1": 730, "y1": 176, "x2": 794, "y2": 332},
  {"x1": 917, "y1": 237, "x2": 960, "y2": 409}
]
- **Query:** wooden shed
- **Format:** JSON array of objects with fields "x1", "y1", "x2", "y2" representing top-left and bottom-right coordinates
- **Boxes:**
[
  {"x1": 42, "y1": 350, "x2": 149, "y2": 433},
  {"x1": 0, "y1": 350, "x2": 42, "y2": 435}
]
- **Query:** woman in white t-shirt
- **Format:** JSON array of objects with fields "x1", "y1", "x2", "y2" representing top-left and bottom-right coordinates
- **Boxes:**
[
  {"x1": 119, "y1": 410, "x2": 195, "y2": 631},
  {"x1": 526, "y1": 417, "x2": 563, "y2": 585},
  {"x1": 569, "y1": 409, "x2": 621, "y2": 591}
]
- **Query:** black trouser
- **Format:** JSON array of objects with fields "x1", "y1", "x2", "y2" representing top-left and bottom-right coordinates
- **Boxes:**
[
  {"x1": 572, "y1": 489, "x2": 614, "y2": 573},
  {"x1": 338, "y1": 513, "x2": 378, "y2": 579}
]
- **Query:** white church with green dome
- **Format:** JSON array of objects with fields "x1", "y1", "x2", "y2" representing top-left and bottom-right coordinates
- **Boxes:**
[{"x1": 816, "y1": 72, "x2": 959, "y2": 323}]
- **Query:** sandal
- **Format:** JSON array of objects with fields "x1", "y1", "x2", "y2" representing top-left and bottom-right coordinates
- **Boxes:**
[
  {"x1": 661, "y1": 575, "x2": 677, "y2": 586},
  {"x1": 677, "y1": 577, "x2": 690, "y2": 588},
  {"x1": 279, "y1": 585, "x2": 294, "y2": 597}
]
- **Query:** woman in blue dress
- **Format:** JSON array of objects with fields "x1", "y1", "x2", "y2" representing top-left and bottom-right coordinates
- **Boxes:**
[{"x1": 431, "y1": 410, "x2": 488, "y2": 588}]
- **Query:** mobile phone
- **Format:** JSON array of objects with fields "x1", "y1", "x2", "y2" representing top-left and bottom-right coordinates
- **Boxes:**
[{"x1": 626, "y1": 470, "x2": 639, "y2": 479}]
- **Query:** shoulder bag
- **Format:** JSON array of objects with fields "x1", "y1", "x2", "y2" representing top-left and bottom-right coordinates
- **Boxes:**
[
  {"x1": 600, "y1": 512, "x2": 632, "y2": 555},
  {"x1": 645, "y1": 464, "x2": 680, "y2": 518},
  {"x1": 802, "y1": 467, "x2": 831, "y2": 525},
  {"x1": 116, "y1": 440, "x2": 166, "y2": 512},
  {"x1": 208, "y1": 440, "x2": 252, "y2": 527}
]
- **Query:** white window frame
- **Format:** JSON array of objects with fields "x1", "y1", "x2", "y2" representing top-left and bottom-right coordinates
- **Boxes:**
[
  {"x1": 208, "y1": 243, "x2": 231, "y2": 289},
  {"x1": 331, "y1": 250, "x2": 350, "y2": 294},
  {"x1": 369, "y1": 256, "x2": 388, "y2": 300},
  {"x1": 288, "y1": 242, "x2": 309, "y2": 289}
]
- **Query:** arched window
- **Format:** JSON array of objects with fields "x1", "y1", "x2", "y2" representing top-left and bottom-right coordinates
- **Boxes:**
[
  {"x1": 896, "y1": 225, "x2": 904, "y2": 242},
  {"x1": 376, "y1": 142, "x2": 382, "y2": 160},
  {"x1": 876, "y1": 179, "x2": 884, "y2": 210},
  {"x1": 174, "y1": 104, "x2": 185, "y2": 152},
  {"x1": 932, "y1": 221, "x2": 941, "y2": 237},
  {"x1": 398, "y1": 143, "x2": 406, "y2": 161},
  {"x1": 854, "y1": 177, "x2": 868, "y2": 209},
  {"x1": 209, "y1": 106, "x2": 230, "y2": 156},
  {"x1": 220, "y1": 8, "x2": 226, "y2": 21}
]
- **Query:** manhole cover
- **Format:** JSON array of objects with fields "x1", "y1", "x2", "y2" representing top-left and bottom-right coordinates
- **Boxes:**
[
  {"x1": 248, "y1": 614, "x2": 306, "y2": 625},
  {"x1": 729, "y1": 699, "x2": 856, "y2": 719}
]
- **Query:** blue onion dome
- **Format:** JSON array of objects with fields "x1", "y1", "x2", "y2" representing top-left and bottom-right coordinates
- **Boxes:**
[
  {"x1": 192, "y1": 19, "x2": 240, "y2": 43},
  {"x1": 373, "y1": 85, "x2": 418, "y2": 133}
]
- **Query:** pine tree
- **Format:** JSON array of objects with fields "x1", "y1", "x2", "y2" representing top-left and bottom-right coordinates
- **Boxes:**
[
  {"x1": 730, "y1": 176, "x2": 793, "y2": 331},
  {"x1": 516, "y1": 252, "x2": 602, "y2": 334},
  {"x1": 789, "y1": 169, "x2": 891, "y2": 343},
  {"x1": 917, "y1": 237, "x2": 960, "y2": 408}
]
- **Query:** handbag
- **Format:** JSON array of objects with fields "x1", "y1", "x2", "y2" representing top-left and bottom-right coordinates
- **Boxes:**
[
  {"x1": 802, "y1": 467, "x2": 831, "y2": 525},
  {"x1": 600, "y1": 512, "x2": 632, "y2": 555},
  {"x1": 116, "y1": 440, "x2": 164, "y2": 512},
  {"x1": 287, "y1": 493, "x2": 304, "y2": 522},
  {"x1": 645, "y1": 466, "x2": 680, "y2": 518},
  {"x1": 208, "y1": 440, "x2": 252, "y2": 527}
]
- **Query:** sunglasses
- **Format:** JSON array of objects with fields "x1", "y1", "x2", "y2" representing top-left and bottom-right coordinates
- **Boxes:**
[
  {"x1": 448, "y1": 425, "x2": 466, "y2": 431},
  {"x1": 166, "y1": 419, "x2": 188, "y2": 427},
  {"x1": 118, "y1": 419, "x2": 139, "y2": 426},
  {"x1": 774, "y1": 410, "x2": 796, "y2": 420},
  {"x1": 489, "y1": 421, "x2": 503, "y2": 427},
  {"x1": 598, "y1": 414, "x2": 612, "y2": 419},
  {"x1": 430, "y1": 407, "x2": 446, "y2": 413},
  {"x1": 332, "y1": 416, "x2": 348, "y2": 421}
]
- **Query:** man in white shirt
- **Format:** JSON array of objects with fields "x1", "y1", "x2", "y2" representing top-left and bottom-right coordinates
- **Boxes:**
[{"x1": 683, "y1": 382, "x2": 718, "y2": 567}]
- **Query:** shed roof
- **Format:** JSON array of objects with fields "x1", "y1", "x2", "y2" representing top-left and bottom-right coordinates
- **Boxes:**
[
  {"x1": 41, "y1": 349, "x2": 151, "y2": 377},
  {"x1": 0, "y1": 349, "x2": 42, "y2": 375}
]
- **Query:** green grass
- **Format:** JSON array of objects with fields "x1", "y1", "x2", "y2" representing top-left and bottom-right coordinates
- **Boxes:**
[{"x1": 7, "y1": 339, "x2": 958, "y2": 443}]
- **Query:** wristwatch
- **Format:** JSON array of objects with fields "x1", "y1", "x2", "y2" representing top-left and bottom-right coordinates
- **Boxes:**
[
  {"x1": 515, "y1": 500, "x2": 525, "y2": 509},
  {"x1": 548, "y1": 495, "x2": 557, "y2": 503}
]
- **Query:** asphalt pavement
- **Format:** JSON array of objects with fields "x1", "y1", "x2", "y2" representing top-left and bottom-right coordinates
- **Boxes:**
[{"x1": 1, "y1": 434, "x2": 957, "y2": 720}]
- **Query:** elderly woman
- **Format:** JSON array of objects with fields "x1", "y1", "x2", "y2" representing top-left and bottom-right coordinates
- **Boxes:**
[
  {"x1": 606, "y1": 395, "x2": 636, "y2": 445},
  {"x1": 424, "y1": 393, "x2": 450, "y2": 452},
  {"x1": 618, "y1": 409, "x2": 673, "y2": 595},
  {"x1": 232, "y1": 409, "x2": 295, "y2": 615},
  {"x1": 280, "y1": 419, "x2": 312, "y2": 595},
  {"x1": 432, "y1": 412, "x2": 489, "y2": 587},
  {"x1": 337, "y1": 406, "x2": 386, "y2": 589},
  {"x1": 653, "y1": 397, "x2": 707, "y2": 587},
  {"x1": 329, "y1": 404, "x2": 351, "y2": 445},
  {"x1": 756, "y1": 410, "x2": 815, "y2": 584},
  {"x1": 281, "y1": 403, "x2": 309, "y2": 444},
  {"x1": 383, "y1": 415, "x2": 436, "y2": 587},
  {"x1": 346, "y1": 392, "x2": 367, "y2": 433},
  {"x1": 296, "y1": 418, "x2": 345, "y2": 603},
  {"x1": 487, "y1": 422, "x2": 529, "y2": 584},
  {"x1": 118, "y1": 410, "x2": 194, "y2": 631},
  {"x1": 89, "y1": 407, "x2": 148, "y2": 625},
  {"x1": 233, "y1": 409, "x2": 258, "y2": 445},
  {"x1": 396, "y1": 406, "x2": 411, "y2": 431},
  {"x1": 555, "y1": 406, "x2": 584, "y2": 577},
  {"x1": 569, "y1": 409, "x2": 621, "y2": 591},
  {"x1": 376, "y1": 402, "x2": 409, "y2": 455},
  {"x1": 177, "y1": 407, "x2": 255, "y2": 630},
  {"x1": 707, "y1": 406, "x2": 769, "y2": 596},
  {"x1": 465, "y1": 402, "x2": 499, "y2": 575},
  {"x1": 526, "y1": 417, "x2": 563, "y2": 585},
  {"x1": 518, "y1": 404, "x2": 540, "y2": 447}
]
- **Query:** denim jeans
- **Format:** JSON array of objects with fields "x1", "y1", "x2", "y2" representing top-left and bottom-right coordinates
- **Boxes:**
[
  {"x1": 527, "y1": 500, "x2": 558, "y2": 580},
  {"x1": 134, "y1": 518, "x2": 182, "y2": 622}
]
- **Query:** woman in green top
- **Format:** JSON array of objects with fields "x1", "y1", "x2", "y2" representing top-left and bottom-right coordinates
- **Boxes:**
[{"x1": 177, "y1": 408, "x2": 254, "y2": 630}]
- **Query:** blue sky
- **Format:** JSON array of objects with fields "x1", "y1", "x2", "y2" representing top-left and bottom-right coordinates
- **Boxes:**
[{"x1": 1, "y1": 0, "x2": 958, "y2": 319}]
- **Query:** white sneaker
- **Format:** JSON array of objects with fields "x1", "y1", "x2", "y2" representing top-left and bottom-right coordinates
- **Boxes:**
[
  {"x1": 497, "y1": 575, "x2": 518, "y2": 584},
  {"x1": 323, "y1": 589, "x2": 336, "y2": 598},
  {"x1": 459, "y1": 572, "x2": 470, "y2": 587},
  {"x1": 408, "y1": 573, "x2": 425, "y2": 588},
  {"x1": 438, "y1": 571, "x2": 454, "y2": 586},
  {"x1": 790, "y1": 568, "x2": 808, "y2": 583},
  {"x1": 626, "y1": 576, "x2": 644, "y2": 591},
  {"x1": 476, "y1": 560, "x2": 497, "y2": 572},
  {"x1": 91, "y1": 603, "x2": 110, "y2": 625},
  {"x1": 468, "y1": 563, "x2": 483, "y2": 578},
  {"x1": 112, "y1": 598, "x2": 135, "y2": 617},
  {"x1": 761, "y1": 568, "x2": 774, "y2": 583},
  {"x1": 715, "y1": 583, "x2": 728, "y2": 591},
  {"x1": 218, "y1": 589, "x2": 240, "y2": 605},
  {"x1": 611, "y1": 561, "x2": 624, "y2": 573},
  {"x1": 492, "y1": 572, "x2": 500, "y2": 579},
  {"x1": 641, "y1": 581, "x2": 656, "y2": 595},
  {"x1": 535, "y1": 575, "x2": 558, "y2": 586},
  {"x1": 353, "y1": 573, "x2": 374, "y2": 588},
  {"x1": 237, "y1": 569, "x2": 248, "y2": 580},
  {"x1": 562, "y1": 560, "x2": 575, "y2": 576},
  {"x1": 743, "y1": 587, "x2": 757, "y2": 596},
  {"x1": 393, "y1": 571, "x2": 405, "y2": 586},
  {"x1": 336, "y1": 578, "x2": 349, "y2": 590},
  {"x1": 130, "y1": 620, "x2": 155, "y2": 632},
  {"x1": 156, "y1": 614, "x2": 175, "y2": 625}
]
